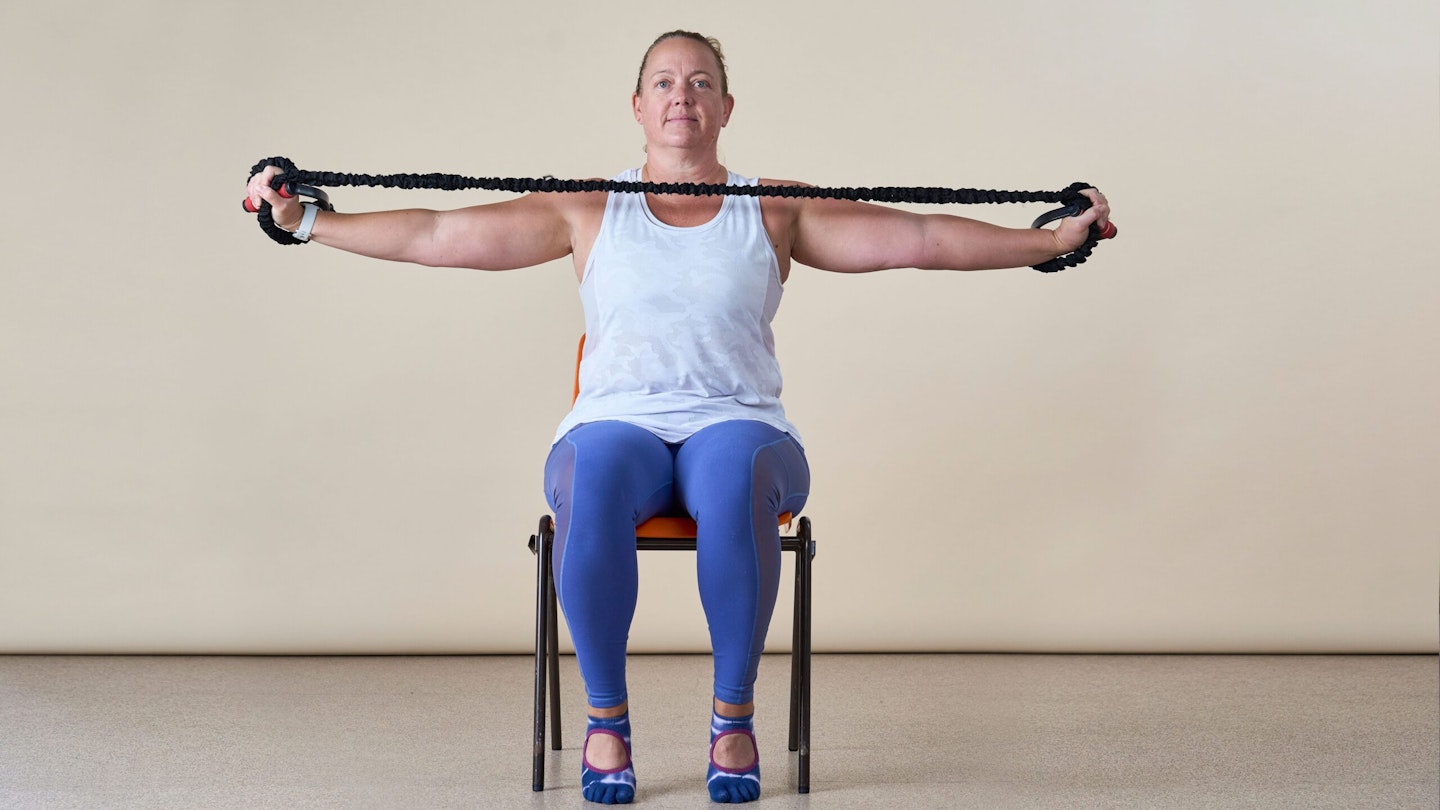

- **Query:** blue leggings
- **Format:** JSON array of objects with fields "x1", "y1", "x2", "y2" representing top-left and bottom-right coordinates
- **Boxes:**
[{"x1": 544, "y1": 419, "x2": 810, "y2": 709}]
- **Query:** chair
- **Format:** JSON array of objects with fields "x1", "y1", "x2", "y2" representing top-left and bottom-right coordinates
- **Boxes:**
[{"x1": 527, "y1": 336, "x2": 817, "y2": 794}]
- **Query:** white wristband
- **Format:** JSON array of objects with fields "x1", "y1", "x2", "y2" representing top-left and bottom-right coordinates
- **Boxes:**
[{"x1": 292, "y1": 203, "x2": 320, "y2": 242}]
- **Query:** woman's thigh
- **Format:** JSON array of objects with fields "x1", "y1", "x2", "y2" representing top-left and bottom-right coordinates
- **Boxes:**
[
  {"x1": 673, "y1": 420, "x2": 809, "y2": 519},
  {"x1": 545, "y1": 420, "x2": 676, "y2": 524}
]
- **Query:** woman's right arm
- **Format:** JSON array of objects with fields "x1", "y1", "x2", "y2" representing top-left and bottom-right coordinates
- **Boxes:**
[{"x1": 245, "y1": 164, "x2": 574, "y2": 271}]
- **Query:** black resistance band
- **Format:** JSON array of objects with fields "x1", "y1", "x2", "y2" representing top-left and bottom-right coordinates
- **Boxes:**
[{"x1": 245, "y1": 156, "x2": 1113, "y2": 273}]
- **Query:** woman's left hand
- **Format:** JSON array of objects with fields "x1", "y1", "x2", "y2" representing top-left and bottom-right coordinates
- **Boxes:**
[{"x1": 1052, "y1": 187, "x2": 1112, "y2": 253}]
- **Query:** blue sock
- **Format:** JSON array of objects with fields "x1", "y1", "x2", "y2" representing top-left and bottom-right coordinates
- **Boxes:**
[
  {"x1": 707, "y1": 711, "x2": 760, "y2": 803},
  {"x1": 582, "y1": 713, "x2": 636, "y2": 805}
]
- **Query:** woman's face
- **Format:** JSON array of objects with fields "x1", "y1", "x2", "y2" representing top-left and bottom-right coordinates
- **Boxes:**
[{"x1": 632, "y1": 37, "x2": 734, "y2": 154}]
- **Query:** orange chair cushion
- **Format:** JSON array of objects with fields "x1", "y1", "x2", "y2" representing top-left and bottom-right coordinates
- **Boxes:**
[{"x1": 635, "y1": 512, "x2": 793, "y2": 538}]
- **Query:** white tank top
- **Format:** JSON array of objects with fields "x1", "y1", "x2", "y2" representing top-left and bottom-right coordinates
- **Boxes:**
[{"x1": 552, "y1": 168, "x2": 801, "y2": 446}]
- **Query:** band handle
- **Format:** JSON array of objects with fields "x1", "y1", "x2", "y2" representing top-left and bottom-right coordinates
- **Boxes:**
[{"x1": 242, "y1": 156, "x2": 336, "y2": 245}]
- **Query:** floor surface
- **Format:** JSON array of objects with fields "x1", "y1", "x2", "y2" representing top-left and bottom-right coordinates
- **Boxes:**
[{"x1": 1, "y1": 654, "x2": 1435, "y2": 809}]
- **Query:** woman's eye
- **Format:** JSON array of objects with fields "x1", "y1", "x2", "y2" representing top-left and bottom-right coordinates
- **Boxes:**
[
  {"x1": 656, "y1": 80, "x2": 671, "y2": 90},
  {"x1": 694, "y1": 80, "x2": 709, "y2": 89}
]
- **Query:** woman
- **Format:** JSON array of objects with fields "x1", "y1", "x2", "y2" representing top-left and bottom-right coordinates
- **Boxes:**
[{"x1": 246, "y1": 30, "x2": 1111, "y2": 806}]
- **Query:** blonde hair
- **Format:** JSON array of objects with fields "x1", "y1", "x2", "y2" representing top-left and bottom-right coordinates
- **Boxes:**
[{"x1": 635, "y1": 30, "x2": 729, "y2": 95}]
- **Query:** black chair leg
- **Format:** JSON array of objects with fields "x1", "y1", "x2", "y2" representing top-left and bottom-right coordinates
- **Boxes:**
[
  {"x1": 788, "y1": 543, "x2": 802, "y2": 752},
  {"x1": 797, "y1": 517, "x2": 813, "y2": 794},
  {"x1": 531, "y1": 516, "x2": 554, "y2": 792},
  {"x1": 548, "y1": 566, "x2": 562, "y2": 750}
]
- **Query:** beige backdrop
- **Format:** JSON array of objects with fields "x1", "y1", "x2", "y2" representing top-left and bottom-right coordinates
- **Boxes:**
[{"x1": 1, "y1": 1, "x2": 1435, "y2": 654}]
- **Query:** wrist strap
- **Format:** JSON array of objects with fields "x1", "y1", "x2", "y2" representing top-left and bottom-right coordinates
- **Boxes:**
[{"x1": 293, "y1": 203, "x2": 320, "y2": 242}]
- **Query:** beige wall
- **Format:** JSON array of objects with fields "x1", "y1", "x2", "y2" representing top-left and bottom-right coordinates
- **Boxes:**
[{"x1": 1, "y1": 1, "x2": 1435, "y2": 653}]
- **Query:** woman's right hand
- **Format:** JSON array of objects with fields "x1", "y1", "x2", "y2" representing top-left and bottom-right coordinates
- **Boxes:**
[{"x1": 245, "y1": 164, "x2": 303, "y2": 231}]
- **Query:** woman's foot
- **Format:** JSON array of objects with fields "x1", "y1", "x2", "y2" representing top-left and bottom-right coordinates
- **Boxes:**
[
  {"x1": 582, "y1": 712, "x2": 636, "y2": 804},
  {"x1": 707, "y1": 710, "x2": 760, "y2": 803}
]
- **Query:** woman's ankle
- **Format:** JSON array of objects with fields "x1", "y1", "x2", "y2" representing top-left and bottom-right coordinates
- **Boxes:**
[
  {"x1": 712, "y1": 697, "x2": 754, "y2": 718},
  {"x1": 589, "y1": 701, "x2": 629, "y2": 719}
]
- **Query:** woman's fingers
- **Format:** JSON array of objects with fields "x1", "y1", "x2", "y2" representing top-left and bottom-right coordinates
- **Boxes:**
[
  {"x1": 244, "y1": 165, "x2": 301, "y2": 230},
  {"x1": 1077, "y1": 187, "x2": 1116, "y2": 241}
]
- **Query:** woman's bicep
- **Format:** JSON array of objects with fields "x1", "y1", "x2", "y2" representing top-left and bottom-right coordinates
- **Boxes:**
[
  {"x1": 790, "y1": 199, "x2": 929, "y2": 273},
  {"x1": 428, "y1": 194, "x2": 573, "y2": 271}
]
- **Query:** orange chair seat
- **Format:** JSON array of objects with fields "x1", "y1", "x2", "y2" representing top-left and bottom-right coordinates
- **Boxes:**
[{"x1": 635, "y1": 511, "x2": 793, "y2": 539}]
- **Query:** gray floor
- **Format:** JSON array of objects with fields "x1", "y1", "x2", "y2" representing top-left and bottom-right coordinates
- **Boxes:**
[{"x1": 0, "y1": 654, "x2": 1434, "y2": 809}]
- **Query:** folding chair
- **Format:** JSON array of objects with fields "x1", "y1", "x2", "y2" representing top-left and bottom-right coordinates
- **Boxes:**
[{"x1": 527, "y1": 336, "x2": 817, "y2": 794}]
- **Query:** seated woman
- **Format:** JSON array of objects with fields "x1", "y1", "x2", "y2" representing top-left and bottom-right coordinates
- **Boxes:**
[{"x1": 245, "y1": 29, "x2": 1112, "y2": 806}]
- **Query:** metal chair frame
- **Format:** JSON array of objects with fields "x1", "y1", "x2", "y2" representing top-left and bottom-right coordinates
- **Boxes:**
[{"x1": 527, "y1": 513, "x2": 815, "y2": 793}]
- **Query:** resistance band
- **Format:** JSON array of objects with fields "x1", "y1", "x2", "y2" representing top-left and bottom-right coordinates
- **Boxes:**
[{"x1": 244, "y1": 156, "x2": 1115, "y2": 273}]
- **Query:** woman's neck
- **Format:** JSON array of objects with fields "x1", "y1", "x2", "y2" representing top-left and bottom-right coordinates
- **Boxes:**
[{"x1": 641, "y1": 152, "x2": 726, "y2": 185}]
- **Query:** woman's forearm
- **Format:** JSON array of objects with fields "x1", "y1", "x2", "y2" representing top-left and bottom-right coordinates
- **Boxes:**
[{"x1": 305, "y1": 208, "x2": 443, "y2": 265}]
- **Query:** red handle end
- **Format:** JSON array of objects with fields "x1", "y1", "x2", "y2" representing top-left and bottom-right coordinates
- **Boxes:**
[
  {"x1": 1099, "y1": 221, "x2": 1117, "y2": 240},
  {"x1": 243, "y1": 198, "x2": 257, "y2": 213}
]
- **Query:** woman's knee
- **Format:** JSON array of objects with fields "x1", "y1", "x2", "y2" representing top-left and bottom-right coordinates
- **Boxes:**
[
  {"x1": 546, "y1": 421, "x2": 677, "y2": 526},
  {"x1": 553, "y1": 421, "x2": 670, "y2": 490},
  {"x1": 676, "y1": 421, "x2": 809, "y2": 516}
]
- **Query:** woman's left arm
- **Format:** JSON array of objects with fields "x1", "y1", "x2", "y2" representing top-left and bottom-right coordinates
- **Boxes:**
[{"x1": 788, "y1": 186, "x2": 1110, "y2": 273}]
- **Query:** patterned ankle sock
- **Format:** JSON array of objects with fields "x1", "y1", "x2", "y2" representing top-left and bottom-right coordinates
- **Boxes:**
[
  {"x1": 582, "y1": 712, "x2": 636, "y2": 805},
  {"x1": 707, "y1": 711, "x2": 760, "y2": 803}
]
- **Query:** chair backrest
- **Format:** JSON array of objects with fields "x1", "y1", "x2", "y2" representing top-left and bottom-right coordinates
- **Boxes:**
[{"x1": 572, "y1": 334, "x2": 586, "y2": 406}]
